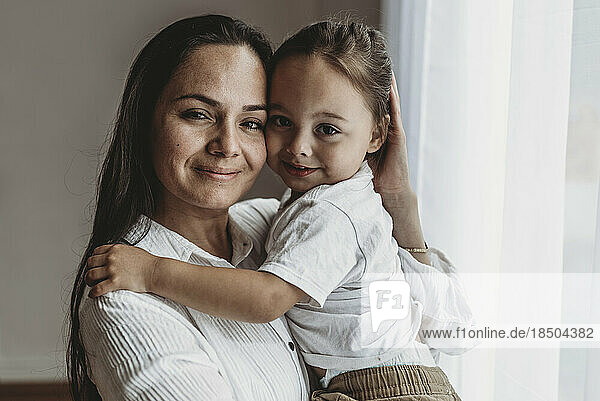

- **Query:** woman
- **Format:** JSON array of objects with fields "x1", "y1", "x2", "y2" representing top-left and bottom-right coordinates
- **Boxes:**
[{"x1": 68, "y1": 15, "x2": 472, "y2": 401}]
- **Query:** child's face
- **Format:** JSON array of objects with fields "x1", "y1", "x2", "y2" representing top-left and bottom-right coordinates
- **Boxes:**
[{"x1": 266, "y1": 55, "x2": 382, "y2": 193}]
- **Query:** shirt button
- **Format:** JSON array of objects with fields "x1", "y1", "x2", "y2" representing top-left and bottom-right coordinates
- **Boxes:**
[{"x1": 288, "y1": 341, "x2": 295, "y2": 351}]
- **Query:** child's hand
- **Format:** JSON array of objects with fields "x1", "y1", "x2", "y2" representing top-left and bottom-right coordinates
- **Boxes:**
[{"x1": 84, "y1": 243, "x2": 159, "y2": 298}]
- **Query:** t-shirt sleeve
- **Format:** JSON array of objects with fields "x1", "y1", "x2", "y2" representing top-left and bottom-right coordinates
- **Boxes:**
[{"x1": 258, "y1": 199, "x2": 364, "y2": 308}]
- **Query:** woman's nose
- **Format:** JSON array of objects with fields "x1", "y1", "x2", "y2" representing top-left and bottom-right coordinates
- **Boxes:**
[
  {"x1": 285, "y1": 130, "x2": 312, "y2": 158},
  {"x1": 206, "y1": 121, "x2": 241, "y2": 158}
]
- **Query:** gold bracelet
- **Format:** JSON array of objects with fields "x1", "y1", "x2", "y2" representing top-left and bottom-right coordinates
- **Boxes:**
[{"x1": 402, "y1": 241, "x2": 428, "y2": 253}]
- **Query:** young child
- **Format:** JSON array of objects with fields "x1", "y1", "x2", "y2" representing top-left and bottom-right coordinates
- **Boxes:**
[{"x1": 85, "y1": 19, "x2": 464, "y2": 399}]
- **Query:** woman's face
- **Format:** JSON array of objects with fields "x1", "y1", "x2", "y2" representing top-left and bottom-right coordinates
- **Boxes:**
[
  {"x1": 151, "y1": 45, "x2": 267, "y2": 212},
  {"x1": 265, "y1": 55, "x2": 382, "y2": 193}
]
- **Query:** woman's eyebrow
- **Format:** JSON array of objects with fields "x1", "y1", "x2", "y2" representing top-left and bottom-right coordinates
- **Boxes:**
[
  {"x1": 173, "y1": 94, "x2": 220, "y2": 106},
  {"x1": 172, "y1": 94, "x2": 266, "y2": 112},
  {"x1": 243, "y1": 104, "x2": 268, "y2": 112}
]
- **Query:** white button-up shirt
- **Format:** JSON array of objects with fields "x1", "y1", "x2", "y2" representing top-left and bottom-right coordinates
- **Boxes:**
[
  {"x1": 79, "y1": 196, "x2": 474, "y2": 400},
  {"x1": 80, "y1": 198, "x2": 310, "y2": 401}
]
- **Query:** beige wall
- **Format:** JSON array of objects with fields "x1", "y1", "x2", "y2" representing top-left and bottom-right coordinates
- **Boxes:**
[{"x1": 0, "y1": 0, "x2": 380, "y2": 382}]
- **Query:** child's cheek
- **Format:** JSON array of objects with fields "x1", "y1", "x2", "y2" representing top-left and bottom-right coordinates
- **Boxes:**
[
  {"x1": 265, "y1": 132, "x2": 282, "y2": 163},
  {"x1": 323, "y1": 143, "x2": 360, "y2": 181}
]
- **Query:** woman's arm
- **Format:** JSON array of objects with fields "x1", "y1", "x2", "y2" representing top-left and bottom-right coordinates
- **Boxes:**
[
  {"x1": 373, "y1": 74, "x2": 476, "y2": 352},
  {"x1": 371, "y1": 72, "x2": 430, "y2": 265},
  {"x1": 398, "y1": 246, "x2": 477, "y2": 354},
  {"x1": 85, "y1": 243, "x2": 307, "y2": 323},
  {"x1": 380, "y1": 190, "x2": 430, "y2": 265}
]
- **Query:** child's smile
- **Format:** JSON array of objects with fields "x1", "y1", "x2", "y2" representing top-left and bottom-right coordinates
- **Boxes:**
[{"x1": 281, "y1": 161, "x2": 320, "y2": 177}]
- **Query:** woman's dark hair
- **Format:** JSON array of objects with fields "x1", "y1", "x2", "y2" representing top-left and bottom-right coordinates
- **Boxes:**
[
  {"x1": 270, "y1": 17, "x2": 392, "y2": 169},
  {"x1": 66, "y1": 15, "x2": 271, "y2": 401}
]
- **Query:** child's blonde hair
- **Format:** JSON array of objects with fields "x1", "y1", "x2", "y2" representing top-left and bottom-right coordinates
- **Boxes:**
[{"x1": 270, "y1": 17, "x2": 393, "y2": 169}]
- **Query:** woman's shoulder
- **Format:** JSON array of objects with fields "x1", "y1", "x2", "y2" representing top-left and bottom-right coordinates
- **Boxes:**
[
  {"x1": 228, "y1": 198, "x2": 282, "y2": 247},
  {"x1": 229, "y1": 197, "x2": 280, "y2": 226},
  {"x1": 79, "y1": 288, "x2": 193, "y2": 333}
]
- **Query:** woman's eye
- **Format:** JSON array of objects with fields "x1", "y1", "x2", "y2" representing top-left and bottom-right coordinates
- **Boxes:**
[
  {"x1": 241, "y1": 120, "x2": 264, "y2": 131},
  {"x1": 315, "y1": 124, "x2": 340, "y2": 136},
  {"x1": 270, "y1": 116, "x2": 292, "y2": 128},
  {"x1": 182, "y1": 110, "x2": 209, "y2": 120}
]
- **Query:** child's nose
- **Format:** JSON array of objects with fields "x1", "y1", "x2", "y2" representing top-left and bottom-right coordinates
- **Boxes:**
[{"x1": 286, "y1": 131, "x2": 312, "y2": 158}]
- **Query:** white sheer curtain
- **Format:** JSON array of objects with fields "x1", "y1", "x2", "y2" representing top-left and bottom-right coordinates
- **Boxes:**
[{"x1": 383, "y1": 0, "x2": 600, "y2": 400}]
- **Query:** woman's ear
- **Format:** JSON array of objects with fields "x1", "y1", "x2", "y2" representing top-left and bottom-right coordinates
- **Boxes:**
[{"x1": 367, "y1": 114, "x2": 390, "y2": 153}]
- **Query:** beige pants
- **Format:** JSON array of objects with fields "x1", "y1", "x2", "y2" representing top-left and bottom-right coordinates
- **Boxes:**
[{"x1": 310, "y1": 365, "x2": 461, "y2": 401}]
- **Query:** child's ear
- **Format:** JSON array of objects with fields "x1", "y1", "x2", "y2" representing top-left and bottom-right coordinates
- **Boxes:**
[{"x1": 367, "y1": 114, "x2": 390, "y2": 153}]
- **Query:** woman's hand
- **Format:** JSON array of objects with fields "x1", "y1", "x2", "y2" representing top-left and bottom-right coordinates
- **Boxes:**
[
  {"x1": 84, "y1": 243, "x2": 160, "y2": 298},
  {"x1": 370, "y1": 72, "x2": 414, "y2": 196},
  {"x1": 371, "y1": 72, "x2": 430, "y2": 264}
]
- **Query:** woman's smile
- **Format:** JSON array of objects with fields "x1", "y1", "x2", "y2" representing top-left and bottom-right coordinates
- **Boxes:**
[{"x1": 192, "y1": 165, "x2": 242, "y2": 181}]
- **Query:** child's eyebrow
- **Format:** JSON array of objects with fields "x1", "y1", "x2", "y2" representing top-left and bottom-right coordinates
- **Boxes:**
[
  {"x1": 269, "y1": 103, "x2": 287, "y2": 113},
  {"x1": 312, "y1": 111, "x2": 347, "y2": 122},
  {"x1": 269, "y1": 104, "x2": 347, "y2": 122}
]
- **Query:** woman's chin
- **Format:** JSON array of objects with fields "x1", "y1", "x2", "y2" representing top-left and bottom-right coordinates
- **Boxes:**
[
  {"x1": 186, "y1": 171, "x2": 256, "y2": 208},
  {"x1": 187, "y1": 195, "x2": 240, "y2": 212},
  {"x1": 159, "y1": 182, "x2": 250, "y2": 213}
]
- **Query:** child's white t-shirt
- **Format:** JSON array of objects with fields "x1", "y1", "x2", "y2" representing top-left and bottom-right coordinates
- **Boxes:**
[{"x1": 258, "y1": 161, "x2": 426, "y2": 371}]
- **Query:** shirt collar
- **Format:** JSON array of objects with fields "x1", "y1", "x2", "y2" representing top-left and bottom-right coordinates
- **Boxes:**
[
  {"x1": 228, "y1": 214, "x2": 254, "y2": 266},
  {"x1": 354, "y1": 160, "x2": 374, "y2": 180},
  {"x1": 278, "y1": 160, "x2": 374, "y2": 208},
  {"x1": 123, "y1": 213, "x2": 254, "y2": 267}
]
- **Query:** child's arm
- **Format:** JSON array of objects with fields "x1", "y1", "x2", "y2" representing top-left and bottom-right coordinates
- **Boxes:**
[{"x1": 84, "y1": 243, "x2": 307, "y2": 323}]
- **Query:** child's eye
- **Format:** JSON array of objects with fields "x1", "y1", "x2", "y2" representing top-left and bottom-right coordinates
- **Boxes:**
[
  {"x1": 181, "y1": 110, "x2": 209, "y2": 120},
  {"x1": 269, "y1": 115, "x2": 292, "y2": 128},
  {"x1": 241, "y1": 120, "x2": 264, "y2": 132},
  {"x1": 315, "y1": 124, "x2": 340, "y2": 136}
]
